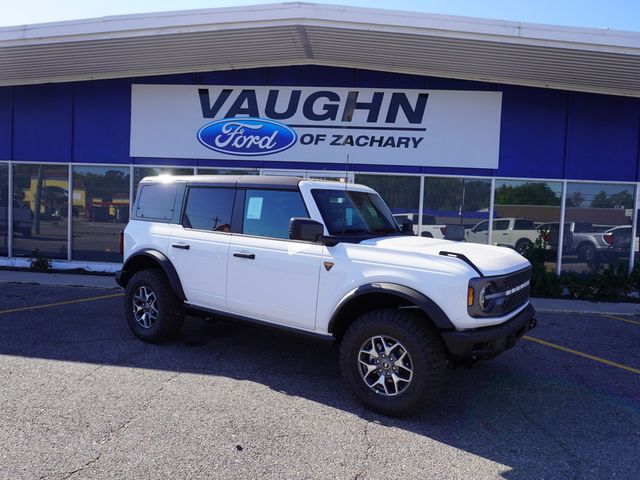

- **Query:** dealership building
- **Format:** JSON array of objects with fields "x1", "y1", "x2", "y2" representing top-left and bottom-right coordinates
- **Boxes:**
[{"x1": 1, "y1": 2, "x2": 640, "y2": 273}]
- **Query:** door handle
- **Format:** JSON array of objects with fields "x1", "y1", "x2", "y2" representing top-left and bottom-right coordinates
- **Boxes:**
[
  {"x1": 172, "y1": 243, "x2": 190, "y2": 250},
  {"x1": 233, "y1": 252, "x2": 255, "y2": 260}
]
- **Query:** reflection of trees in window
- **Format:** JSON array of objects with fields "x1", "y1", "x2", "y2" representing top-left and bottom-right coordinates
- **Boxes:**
[
  {"x1": 424, "y1": 178, "x2": 490, "y2": 212},
  {"x1": 590, "y1": 190, "x2": 633, "y2": 209},
  {"x1": 494, "y1": 183, "x2": 560, "y2": 206},
  {"x1": 355, "y1": 175, "x2": 419, "y2": 212},
  {"x1": 565, "y1": 189, "x2": 634, "y2": 208},
  {"x1": 79, "y1": 170, "x2": 129, "y2": 201},
  {"x1": 566, "y1": 191, "x2": 585, "y2": 208}
]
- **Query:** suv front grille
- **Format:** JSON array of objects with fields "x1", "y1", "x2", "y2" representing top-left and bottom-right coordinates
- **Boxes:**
[{"x1": 498, "y1": 268, "x2": 531, "y2": 315}]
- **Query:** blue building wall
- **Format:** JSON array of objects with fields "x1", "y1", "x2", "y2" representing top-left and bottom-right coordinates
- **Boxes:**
[{"x1": 1, "y1": 65, "x2": 639, "y2": 182}]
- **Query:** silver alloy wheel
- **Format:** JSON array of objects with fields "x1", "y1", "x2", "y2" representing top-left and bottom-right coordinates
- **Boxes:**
[
  {"x1": 132, "y1": 286, "x2": 159, "y2": 329},
  {"x1": 358, "y1": 335, "x2": 413, "y2": 396}
]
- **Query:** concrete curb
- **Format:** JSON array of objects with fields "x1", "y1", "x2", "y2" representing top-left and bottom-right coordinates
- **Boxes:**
[{"x1": 0, "y1": 270, "x2": 118, "y2": 289}]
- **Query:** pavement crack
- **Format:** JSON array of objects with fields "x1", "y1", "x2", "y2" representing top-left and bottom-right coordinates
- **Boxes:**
[
  {"x1": 354, "y1": 416, "x2": 374, "y2": 479},
  {"x1": 57, "y1": 372, "x2": 181, "y2": 480}
]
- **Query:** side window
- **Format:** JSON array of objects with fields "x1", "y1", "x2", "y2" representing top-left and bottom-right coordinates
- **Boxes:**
[
  {"x1": 136, "y1": 184, "x2": 177, "y2": 220},
  {"x1": 182, "y1": 187, "x2": 235, "y2": 232},
  {"x1": 513, "y1": 219, "x2": 535, "y2": 230},
  {"x1": 493, "y1": 220, "x2": 510, "y2": 231},
  {"x1": 242, "y1": 189, "x2": 307, "y2": 239},
  {"x1": 475, "y1": 221, "x2": 488, "y2": 232}
]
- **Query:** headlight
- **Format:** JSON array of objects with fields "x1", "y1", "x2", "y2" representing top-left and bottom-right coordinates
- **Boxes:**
[{"x1": 478, "y1": 282, "x2": 495, "y2": 312}]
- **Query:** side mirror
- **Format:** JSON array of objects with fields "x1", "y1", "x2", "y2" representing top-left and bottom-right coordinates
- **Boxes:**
[{"x1": 289, "y1": 218, "x2": 325, "y2": 242}]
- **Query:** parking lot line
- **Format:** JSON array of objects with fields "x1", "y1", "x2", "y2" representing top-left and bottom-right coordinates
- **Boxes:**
[
  {"x1": 601, "y1": 314, "x2": 640, "y2": 327},
  {"x1": 523, "y1": 335, "x2": 640, "y2": 375},
  {"x1": 0, "y1": 293, "x2": 124, "y2": 315}
]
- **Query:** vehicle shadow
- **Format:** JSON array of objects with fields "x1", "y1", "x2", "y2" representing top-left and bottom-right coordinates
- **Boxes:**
[{"x1": 1, "y1": 298, "x2": 638, "y2": 479}]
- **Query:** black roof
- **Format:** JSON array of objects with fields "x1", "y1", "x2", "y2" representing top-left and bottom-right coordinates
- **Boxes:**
[{"x1": 140, "y1": 174, "x2": 303, "y2": 189}]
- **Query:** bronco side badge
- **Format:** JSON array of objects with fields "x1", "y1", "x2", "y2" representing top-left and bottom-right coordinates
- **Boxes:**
[{"x1": 323, "y1": 262, "x2": 334, "y2": 271}]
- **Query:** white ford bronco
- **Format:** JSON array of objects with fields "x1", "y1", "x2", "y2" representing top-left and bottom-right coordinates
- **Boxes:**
[{"x1": 116, "y1": 175, "x2": 536, "y2": 416}]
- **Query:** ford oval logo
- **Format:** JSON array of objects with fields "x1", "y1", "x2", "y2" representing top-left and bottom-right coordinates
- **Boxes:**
[{"x1": 197, "y1": 118, "x2": 297, "y2": 156}]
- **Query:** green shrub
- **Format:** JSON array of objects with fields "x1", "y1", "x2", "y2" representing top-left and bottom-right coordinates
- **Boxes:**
[
  {"x1": 523, "y1": 237, "x2": 562, "y2": 297},
  {"x1": 30, "y1": 249, "x2": 52, "y2": 272}
]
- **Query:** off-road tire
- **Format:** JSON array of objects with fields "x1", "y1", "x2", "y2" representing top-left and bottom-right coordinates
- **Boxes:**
[
  {"x1": 124, "y1": 269, "x2": 184, "y2": 343},
  {"x1": 339, "y1": 308, "x2": 447, "y2": 417}
]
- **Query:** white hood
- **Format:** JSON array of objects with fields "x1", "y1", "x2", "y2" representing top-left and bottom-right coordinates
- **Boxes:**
[{"x1": 360, "y1": 235, "x2": 531, "y2": 277}]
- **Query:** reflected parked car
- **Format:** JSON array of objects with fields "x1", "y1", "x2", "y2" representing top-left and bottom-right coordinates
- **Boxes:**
[
  {"x1": 466, "y1": 218, "x2": 538, "y2": 253},
  {"x1": 0, "y1": 199, "x2": 34, "y2": 237},
  {"x1": 602, "y1": 226, "x2": 639, "y2": 257},
  {"x1": 537, "y1": 222, "x2": 628, "y2": 261}
]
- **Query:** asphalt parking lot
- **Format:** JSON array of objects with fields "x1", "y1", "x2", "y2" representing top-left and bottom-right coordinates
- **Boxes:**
[{"x1": 0, "y1": 283, "x2": 639, "y2": 480}]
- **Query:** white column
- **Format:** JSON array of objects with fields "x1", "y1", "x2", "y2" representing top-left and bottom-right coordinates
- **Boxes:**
[
  {"x1": 7, "y1": 161, "x2": 13, "y2": 258},
  {"x1": 417, "y1": 176, "x2": 425, "y2": 236},
  {"x1": 556, "y1": 181, "x2": 568, "y2": 276},
  {"x1": 67, "y1": 164, "x2": 72, "y2": 261},
  {"x1": 487, "y1": 178, "x2": 495, "y2": 245},
  {"x1": 629, "y1": 184, "x2": 639, "y2": 273}
]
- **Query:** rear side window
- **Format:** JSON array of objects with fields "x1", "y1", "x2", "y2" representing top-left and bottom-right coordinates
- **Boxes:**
[
  {"x1": 136, "y1": 184, "x2": 177, "y2": 220},
  {"x1": 513, "y1": 219, "x2": 535, "y2": 230},
  {"x1": 182, "y1": 187, "x2": 235, "y2": 232},
  {"x1": 242, "y1": 189, "x2": 307, "y2": 239},
  {"x1": 493, "y1": 220, "x2": 510, "y2": 231}
]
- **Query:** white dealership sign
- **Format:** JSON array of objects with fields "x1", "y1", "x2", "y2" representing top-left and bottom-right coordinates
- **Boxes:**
[{"x1": 130, "y1": 84, "x2": 502, "y2": 168}]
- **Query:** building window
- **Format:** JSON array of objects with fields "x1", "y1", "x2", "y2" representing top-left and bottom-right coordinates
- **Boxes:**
[
  {"x1": 72, "y1": 166, "x2": 130, "y2": 262},
  {"x1": 562, "y1": 182, "x2": 636, "y2": 273},
  {"x1": 133, "y1": 167, "x2": 194, "y2": 199},
  {"x1": 493, "y1": 179, "x2": 563, "y2": 267},
  {"x1": 0, "y1": 164, "x2": 7, "y2": 256},
  {"x1": 423, "y1": 177, "x2": 491, "y2": 243},
  {"x1": 197, "y1": 168, "x2": 259, "y2": 175},
  {"x1": 354, "y1": 174, "x2": 420, "y2": 233},
  {"x1": 12, "y1": 164, "x2": 68, "y2": 259},
  {"x1": 242, "y1": 189, "x2": 307, "y2": 239}
]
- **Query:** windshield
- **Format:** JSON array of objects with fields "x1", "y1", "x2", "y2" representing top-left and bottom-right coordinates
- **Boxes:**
[{"x1": 311, "y1": 189, "x2": 400, "y2": 236}]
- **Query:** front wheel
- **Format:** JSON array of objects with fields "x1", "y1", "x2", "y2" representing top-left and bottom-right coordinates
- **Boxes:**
[
  {"x1": 124, "y1": 269, "x2": 184, "y2": 343},
  {"x1": 339, "y1": 309, "x2": 447, "y2": 417},
  {"x1": 515, "y1": 238, "x2": 532, "y2": 255}
]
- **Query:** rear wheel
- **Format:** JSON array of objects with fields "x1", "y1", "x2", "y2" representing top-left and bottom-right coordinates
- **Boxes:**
[
  {"x1": 577, "y1": 243, "x2": 596, "y2": 262},
  {"x1": 124, "y1": 269, "x2": 184, "y2": 343},
  {"x1": 339, "y1": 308, "x2": 447, "y2": 417}
]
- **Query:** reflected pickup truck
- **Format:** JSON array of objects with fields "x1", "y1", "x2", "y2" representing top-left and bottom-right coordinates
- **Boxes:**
[
  {"x1": 116, "y1": 175, "x2": 536, "y2": 416},
  {"x1": 466, "y1": 218, "x2": 540, "y2": 254}
]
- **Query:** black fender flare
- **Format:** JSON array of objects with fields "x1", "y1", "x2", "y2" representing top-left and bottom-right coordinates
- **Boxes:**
[
  {"x1": 117, "y1": 249, "x2": 186, "y2": 301},
  {"x1": 327, "y1": 282, "x2": 455, "y2": 333}
]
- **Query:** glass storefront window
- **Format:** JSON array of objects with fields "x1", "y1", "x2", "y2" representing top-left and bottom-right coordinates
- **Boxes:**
[
  {"x1": 133, "y1": 167, "x2": 194, "y2": 199},
  {"x1": 354, "y1": 174, "x2": 420, "y2": 232},
  {"x1": 422, "y1": 177, "x2": 491, "y2": 243},
  {"x1": 72, "y1": 166, "x2": 131, "y2": 262},
  {"x1": 562, "y1": 182, "x2": 636, "y2": 273},
  {"x1": 493, "y1": 180, "x2": 563, "y2": 267},
  {"x1": 197, "y1": 168, "x2": 259, "y2": 175},
  {"x1": 12, "y1": 164, "x2": 69, "y2": 259}
]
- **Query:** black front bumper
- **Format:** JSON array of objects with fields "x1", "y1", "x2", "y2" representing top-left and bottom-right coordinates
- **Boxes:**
[{"x1": 441, "y1": 304, "x2": 536, "y2": 360}]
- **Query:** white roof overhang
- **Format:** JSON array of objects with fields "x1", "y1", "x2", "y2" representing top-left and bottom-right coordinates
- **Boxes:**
[{"x1": 1, "y1": 2, "x2": 640, "y2": 97}]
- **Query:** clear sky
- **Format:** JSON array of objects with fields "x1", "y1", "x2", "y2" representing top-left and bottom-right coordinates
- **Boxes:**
[{"x1": 1, "y1": 0, "x2": 640, "y2": 32}]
